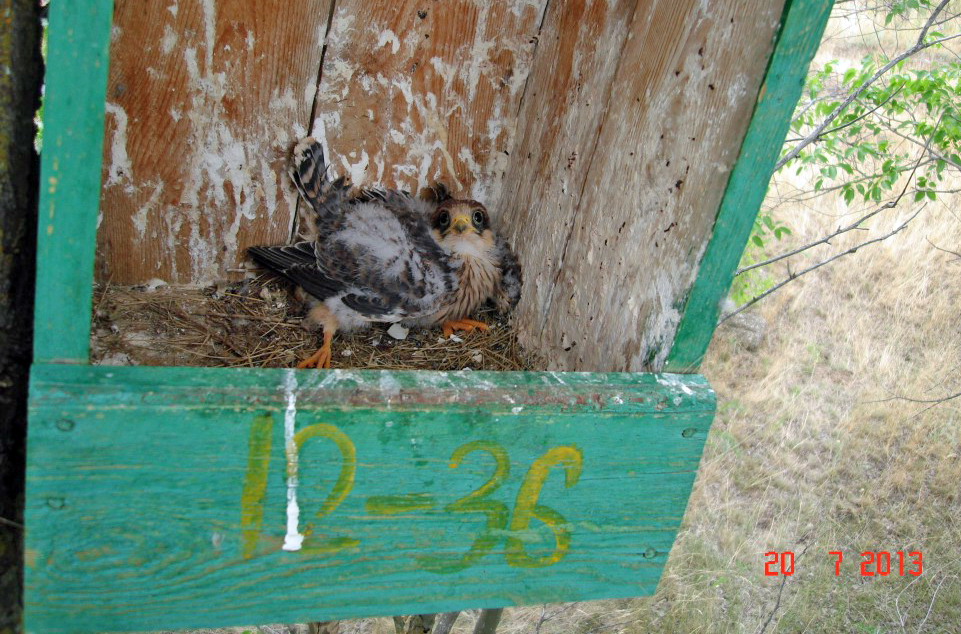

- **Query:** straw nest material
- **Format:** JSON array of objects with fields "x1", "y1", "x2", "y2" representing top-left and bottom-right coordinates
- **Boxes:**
[{"x1": 90, "y1": 276, "x2": 538, "y2": 371}]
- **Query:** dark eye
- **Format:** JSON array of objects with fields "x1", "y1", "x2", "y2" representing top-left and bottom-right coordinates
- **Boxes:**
[
  {"x1": 472, "y1": 209, "x2": 486, "y2": 228},
  {"x1": 437, "y1": 210, "x2": 450, "y2": 228}
]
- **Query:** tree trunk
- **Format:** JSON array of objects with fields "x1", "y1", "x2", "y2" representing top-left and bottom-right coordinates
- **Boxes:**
[{"x1": 0, "y1": 1, "x2": 43, "y2": 632}]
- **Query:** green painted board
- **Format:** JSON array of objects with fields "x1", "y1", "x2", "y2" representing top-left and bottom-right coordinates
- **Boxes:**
[
  {"x1": 664, "y1": 0, "x2": 834, "y2": 372},
  {"x1": 32, "y1": 0, "x2": 115, "y2": 364},
  {"x1": 25, "y1": 365, "x2": 715, "y2": 633}
]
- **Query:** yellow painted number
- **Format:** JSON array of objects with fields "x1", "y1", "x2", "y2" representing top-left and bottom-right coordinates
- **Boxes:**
[
  {"x1": 292, "y1": 423, "x2": 360, "y2": 554},
  {"x1": 506, "y1": 446, "x2": 583, "y2": 568},
  {"x1": 419, "y1": 440, "x2": 510, "y2": 572}
]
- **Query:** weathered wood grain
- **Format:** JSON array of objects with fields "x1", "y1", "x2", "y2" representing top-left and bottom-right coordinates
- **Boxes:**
[
  {"x1": 503, "y1": 0, "x2": 787, "y2": 372},
  {"x1": 309, "y1": 0, "x2": 547, "y2": 211},
  {"x1": 33, "y1": 0, "x2": 114, "y2": 363},
  {"x1": 497, "y1": 0, "x2": 638, "y2": 368},
  {"x1": 665, "y1": 0, "x2": 835, "y2": 372},
  {"x1": 96, "y1": 0, "x2": 332, "y2": 284},
  {"x1": 25, "y1": 365, "x2": 714, "y2": 633}
]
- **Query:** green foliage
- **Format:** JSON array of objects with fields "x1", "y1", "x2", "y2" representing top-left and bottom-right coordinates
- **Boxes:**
[
  {"x1": 730, "y1": 211, "x2": 790, "y2": 305},
  {"x1": 788, "y1": 51, "x2": 961, "y2": 206},
  {"x1": 782, "y1": 0, "x2": 960, "y2": 206},
  {"x1": 34, "y1": 18, "x2": 47, "y2": 152},
  {"x1": 739, "y1": 0, "x2": 960, "y2": 299}
]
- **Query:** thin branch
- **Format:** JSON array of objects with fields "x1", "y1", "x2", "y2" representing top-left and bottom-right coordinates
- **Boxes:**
[
  {"x1": 917, "y1": 574, "x2": 950, "y2": 634},
  {"x1": 724, "y1": 206, "x2": 923, "y2": 323},
  {"x1": 926, "y1": 238, "x2": 961, "y2": 259},
  {"x1": 783, "y1": 84, "x2": 904, "y2": 143},
  {"x1": 0, "y1": 516, "x2": 24, "y2": 529},
  {"x1": 737, "y1": 201, "x2": 893, "y2": 276},
  {"x1": 776, "y1": 0, "x2": 953, "y2": 172},
  {"x1": 739, "y1": 114, "x2": 940, "y2": 277},
  {"x1": 867, "y1": 391, "x2": 961, "y2": 405},
  {"x1": 877, "y1": 118, "x2": 961, "y2": 172},
  {"x1": 895, "y1": 574, "x2": 923, "y2": 630},
  {"x1": 757, "y1": 574, "x2": 789, "y2": 634},
  {"x1": 757, "y1": 544, "x2": 811, "y2": 634}
]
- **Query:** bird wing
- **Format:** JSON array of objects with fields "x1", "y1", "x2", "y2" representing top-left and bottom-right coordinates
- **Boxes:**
[
  {"x1": 249, "y1": 202, "x2": 455, "y2": 322},
  {"x1": 492, "y1": 232, "x2": 522, "y2": 313},
  {"x1": 247, "y1": 243, "x2": 345, "y2": 303}
]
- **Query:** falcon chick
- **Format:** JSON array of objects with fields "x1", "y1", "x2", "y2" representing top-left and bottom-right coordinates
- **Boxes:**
[{"x1": 248, "y1": 137, "x2": 521, "y2": 369}]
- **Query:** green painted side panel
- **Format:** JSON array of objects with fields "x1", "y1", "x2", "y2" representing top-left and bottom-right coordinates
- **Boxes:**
[
  {"x1": 664, "y1": 0, "x2": 834, "y2": 372},
  {"x1": 32, "y1": 0, "x2": 113, "y2": 363},
  {"x1": 25, "y1": 365, "x2": 715, "y2": 633}
]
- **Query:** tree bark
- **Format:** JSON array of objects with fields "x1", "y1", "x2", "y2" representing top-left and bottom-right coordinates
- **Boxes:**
[{"x1": 0, "y1": 1, "x2": 43, "y2": 632}]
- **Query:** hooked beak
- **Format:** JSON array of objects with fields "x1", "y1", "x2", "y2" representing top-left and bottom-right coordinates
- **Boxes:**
[{"x1": 451, "y1": 214, "x2": 471, "y2": 234}]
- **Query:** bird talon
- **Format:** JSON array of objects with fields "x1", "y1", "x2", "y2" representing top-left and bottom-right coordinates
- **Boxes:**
[
  {"x1": 441, "y1": 318, "x2": 489, "y2": 338},
  {"x1": 297, "y1": 330, "x2": 333, "y2": 369}
]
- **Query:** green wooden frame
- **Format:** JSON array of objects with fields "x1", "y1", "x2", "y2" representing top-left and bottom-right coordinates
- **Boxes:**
[{"x1": 24, "y1": 0, "x2": 832, "y2": 632}]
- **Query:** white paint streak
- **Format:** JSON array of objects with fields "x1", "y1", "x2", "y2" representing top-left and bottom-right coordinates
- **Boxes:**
[
  {"x1": 340, "y1": 150, "x2": 370, "y2": 188},
  {"x1": 464, "y1": 9, "x2": 494, "y2": 103},
  {"x1": 103, "y1": 102, "x2": 133, "y2": 190},
  {"x1": 133, "y1": 181, "x2": 163, "y2": 241},
  {"x1": 200, "y1": 0, "x2": 216, "y2": 72},
  {"x1": 161, "y1": 24, "x2": 178, "y2": 55},
  {"x1": 376, "y1": 29, "x2": 400, "y2": 55},
  {"x1": 282, "y1": 369, "x2": 304, "y2": 551}
]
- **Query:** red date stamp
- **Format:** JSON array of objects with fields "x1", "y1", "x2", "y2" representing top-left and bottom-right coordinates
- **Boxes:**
[{"x1": 764, "y1": 550, "x2": 923, "y2": 577}]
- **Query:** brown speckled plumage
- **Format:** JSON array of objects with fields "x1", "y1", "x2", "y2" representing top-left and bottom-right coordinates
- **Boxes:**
[{"x1": 246, "y1": 138, "x2": 521, "y2": 367}]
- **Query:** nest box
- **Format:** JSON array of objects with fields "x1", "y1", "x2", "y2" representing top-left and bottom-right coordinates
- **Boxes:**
[{"x1": 26, "y1": 0, "x2": 832, "y2": 631}]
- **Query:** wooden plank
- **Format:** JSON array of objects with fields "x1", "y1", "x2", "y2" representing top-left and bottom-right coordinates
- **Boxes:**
[
  {"x1": 496, "y1": 0, "x2": 638, "y2": 367},
  {"x1": 309, "y1": 0, "x2": 547, "y2": 209},
  {"x1": 24, "y1": 364, "x2": 715, "y2": 633},
  {"x1": 504, "y1": 0, "x2": 787, "y2": 372},
  {"x1": 32, "y1": 0, "x2": 114, "y2": 363},
  {"x1": 96, "y1": 0, "x2": 332, "y2": 284},
  {"x1": 664, "y1": 0, "x2": 834, "y2": 372}
]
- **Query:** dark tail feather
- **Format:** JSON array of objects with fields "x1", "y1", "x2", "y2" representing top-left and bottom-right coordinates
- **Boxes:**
[
  {"x1": 289, "y1": 137, "x2": 350, "y2": 216},
  {"x1": 247, "y1": 243, "x2": 343, "y2": 301}
]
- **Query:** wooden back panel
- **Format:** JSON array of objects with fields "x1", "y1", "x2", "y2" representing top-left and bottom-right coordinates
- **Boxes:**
[
  {"x1": 97, "y1": 0, "x2": 330, "y2": 284},
  {"x1": 97, "y1": 0, "x2": 546, "y2": 285},
  {"x1": 96, "y1": 0, "x2": 787, "y2": 371},
  {"x1": 501, "y1": 0, "x2": 786, "y2": 371}
]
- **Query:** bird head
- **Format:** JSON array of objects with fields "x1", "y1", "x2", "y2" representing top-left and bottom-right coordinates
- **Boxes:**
[{"x1": 430, "y1": 199, "x2": 495, "y2": 257}]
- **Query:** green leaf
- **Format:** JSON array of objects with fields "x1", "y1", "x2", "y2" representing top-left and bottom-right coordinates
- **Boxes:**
[
  {"x1": 752, "y1": 235, "x2": 764, "y2": 247},
  {"x1": 927, "y1": 190, "x2": 936, "y2": 200},
  {"x1": 844, "y1": 187, "x2": 855, "y2": 204},
  {"x1": 914, "y1": 190, "x2": 926, "y2": 202}
]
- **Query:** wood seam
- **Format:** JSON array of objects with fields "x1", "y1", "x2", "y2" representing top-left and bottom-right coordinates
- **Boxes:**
[{"x1": 289, "y1": 0, "x2": 340, "y2": 244}]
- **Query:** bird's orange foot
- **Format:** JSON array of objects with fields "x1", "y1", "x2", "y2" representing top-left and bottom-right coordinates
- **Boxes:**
[
  {"x1": 297, "y1": 331, "x2": 333, "y2": 369},
  {"x1": 442, "y1": 318, "x2": 489, "y2": 338}
]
